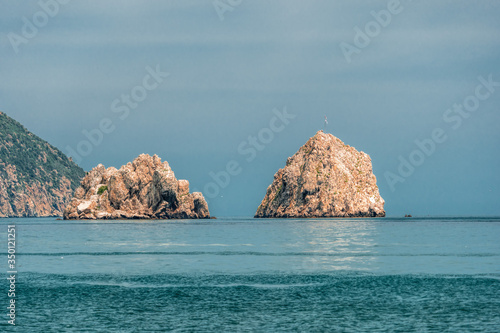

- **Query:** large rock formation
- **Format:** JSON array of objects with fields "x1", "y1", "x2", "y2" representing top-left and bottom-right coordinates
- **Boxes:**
[
  {"x1": 255, "y1": 131, "x2": 385, "y2": 218},
  {"x1": 0, "y1": 111, "x2": 85, "y2": 217},
  {"x1": 63, "y1": 154, "x2": 210, "y2": 220}
]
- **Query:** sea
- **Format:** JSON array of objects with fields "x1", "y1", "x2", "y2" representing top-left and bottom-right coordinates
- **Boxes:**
[{"x1": 1, "y1": 217, "x2": 499, "y2": 332}]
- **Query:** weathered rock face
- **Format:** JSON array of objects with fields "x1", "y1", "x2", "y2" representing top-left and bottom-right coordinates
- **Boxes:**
[
  {"x1": 255, "y1": 131, "x2": 385, "y2": 218},
  {"x1": 0, "y1": 111, "x2": 85, "y2": 218},
  {"x1": 63, "y1": 154, "x2": 210, "y2": 220}
]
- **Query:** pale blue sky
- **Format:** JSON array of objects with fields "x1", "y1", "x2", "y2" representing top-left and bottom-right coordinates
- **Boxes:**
[{"x1": 1, "y1": 0, "x2": 499, "y2": 216}]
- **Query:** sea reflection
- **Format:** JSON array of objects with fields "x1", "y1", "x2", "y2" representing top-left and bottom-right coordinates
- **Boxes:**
[
  {"x1": 8, "y1": 217, "x2": 500, "y2": 276},
  {"x1": 293, "y1": 219, "x2": 379, "y2": 272}
]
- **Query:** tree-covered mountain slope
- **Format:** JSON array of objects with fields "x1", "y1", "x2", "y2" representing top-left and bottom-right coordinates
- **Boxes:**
[{"x1": 0, "y1": 111, "x2": 85, "y2": 217}]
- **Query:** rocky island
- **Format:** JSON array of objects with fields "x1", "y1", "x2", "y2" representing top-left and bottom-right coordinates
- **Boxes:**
[
  {"x1": 255, "y1": 130, "x2": 385, "y2": 218},
  {"x1": 0, "y1": 112, "x2": 85, "y2": 217},
  {"x1": 64, "y1": 154, "x2": 210, "y2": 220}
]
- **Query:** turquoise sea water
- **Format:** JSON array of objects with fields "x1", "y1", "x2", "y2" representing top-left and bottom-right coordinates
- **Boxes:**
[{"x1": 1, "y1": 217, "x2": 499, "y2": 332}]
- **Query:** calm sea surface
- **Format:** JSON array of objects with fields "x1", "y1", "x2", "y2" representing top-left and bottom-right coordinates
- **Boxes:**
[{"x1": 1, "y1": 217, "x2": 499, "y2": 332}]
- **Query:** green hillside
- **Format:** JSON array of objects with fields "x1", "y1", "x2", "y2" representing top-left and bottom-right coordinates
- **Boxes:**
[{"x1": 0, "y1": 111, "x2": 85, "y2": 217}]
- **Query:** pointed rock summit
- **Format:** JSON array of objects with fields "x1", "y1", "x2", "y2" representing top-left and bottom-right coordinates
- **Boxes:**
[
  {"x1": 255, "y1": 131, "x2": 385, "y2": 218},
  {"x1": 64, "y1": 154, "x2": 210, "y2": 220}
]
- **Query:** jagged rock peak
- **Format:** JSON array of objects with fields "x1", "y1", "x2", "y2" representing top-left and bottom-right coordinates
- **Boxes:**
[
  {"x1": 255, "y1": 130, "x2": 385, "y2": 218},
  {"x1": 64, "y1": 154, "x2": 210, "y2": 220}
]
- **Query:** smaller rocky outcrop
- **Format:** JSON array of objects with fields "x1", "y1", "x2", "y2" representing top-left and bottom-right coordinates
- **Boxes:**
[{"x1": 63, "y1": 154, "x2": 210, "y2": 220}]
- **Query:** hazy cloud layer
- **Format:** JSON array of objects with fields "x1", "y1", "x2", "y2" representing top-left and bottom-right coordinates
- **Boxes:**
[{"x1": 1, "y1": 0, "x2": 499, "y2": 216}]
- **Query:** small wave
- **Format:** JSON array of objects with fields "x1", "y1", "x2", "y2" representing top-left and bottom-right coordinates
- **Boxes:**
[
  {"x1": 96, "y1": 243, "x2": 256, "y2": 247},
  {"x1": 13, "y1": 251, "x2": 500, "y2": 257},
  {"x1": 68, "y1": 281, "x2": 325, "y2": 289}
]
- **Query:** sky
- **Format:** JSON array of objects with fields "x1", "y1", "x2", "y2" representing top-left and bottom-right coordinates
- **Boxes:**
[{"x1": 1, "y1": 0, "x2": 499, "y2": 217}]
